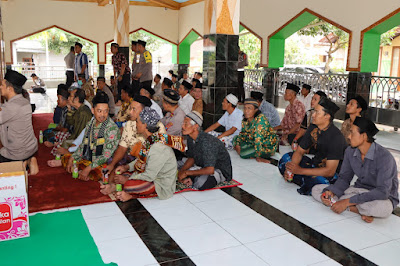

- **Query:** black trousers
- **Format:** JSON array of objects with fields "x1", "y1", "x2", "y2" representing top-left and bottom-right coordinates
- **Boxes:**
[
  {"x1": 117, "y1": 73, "x2": 131, "y2": 101},
  {"x1": 32, "y1": 87, "x2": 46, "y2": 93},
  {"x1": 132, "y1": 79, "x2": 140, "y2": 95},
  {"x1": 237, "y1": 71, "x2": 245, "y2": 102},
  {"x1": 66, "y1": 70, "x2": 74, "y2": 88}
]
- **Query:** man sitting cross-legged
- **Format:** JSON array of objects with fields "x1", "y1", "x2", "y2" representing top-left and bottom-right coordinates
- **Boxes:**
[
  {"x1": 61, "y1": 91, "x2": 121, "y2": 181},
  {"x1": 205, "y1": 94, "x2": 243, "y2": 150},
  {"x1": 102, "y1": 95, "x2": 166, "y2": 177},
  {"x1": 278, "y1": 97, "x2": 347, "y2": 195},
  {"x1": 312, "y1": 117, "x2": 399, "y2": 223},
  {"x1": 178, "y1": 111, "x2": 233, "y2": 190},
  {"x1": 100, "y1": 107, "x2": 185, "y2": 201}
]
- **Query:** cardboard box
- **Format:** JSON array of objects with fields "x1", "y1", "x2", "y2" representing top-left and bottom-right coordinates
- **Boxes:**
[{"x1": 0, "y1": 161, "x2": 30, "y2": 241}]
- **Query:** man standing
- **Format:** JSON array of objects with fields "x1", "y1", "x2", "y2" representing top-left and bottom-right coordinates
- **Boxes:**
[
  {"x1": 178, "y1": 111, "x2": 233, "y2": 190},
  {"x1": 250, "y1": 91, "x2": 280, "y2": 128},
  {"x1": 64, "y1": 46, "x2": 75, "y2": 88},
  {"x1": 205, "y1": 94, "x2": 243, "y2": 149},
  {"x1": 312, "y1": 117, "x2": 398, "y2": 223},
  {"x1": 131, "y1": 41, "x2": 140, "y2": 92},
  {"x1": 0, "y1": 70, "x2": 39, "y2": 174},
  {"x1": 74, "y1": 42, "x2": 89, "y2": 81},
  {"x1": 133, "y1": 40, "x2": 153, "y2": 89},
  {"x1": 297, "y1": 84, "x2": 313, "y2": 112},
  {"x1": 161, "y1": 89, "x2": 186, "y2": 136},
  {"x1": 237, "y1": 48, "x2": 248, "y2": 103},
  {"x1": 274, "y1": 83, "x2": 305, "y2": 144},
  {"x1": 178, "y1": 81, "x2": 195, "y2": 114},
  {"x1": 111, "y1": 43, "x2": 131, "y2": 103},
  {"x1": 65, "y1": 91, "x2": 120, "y2": 181},
  {"x1": 278, "y1": 97, "x2": 347, "y2": 195},
  {"x1": 96, "y1": 77, "x2": 116, "y2": 117}
]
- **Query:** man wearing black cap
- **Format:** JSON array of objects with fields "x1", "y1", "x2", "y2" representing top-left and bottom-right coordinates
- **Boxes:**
[
  {"x1": 0, "y1": 70, "x2": 38, "y2": 174},
  {"x1": 74, "y1": 42, "x2": 88, "y2": 81},
  {"x1": 178, "y1": 80, "x2": 195, "y2": 114},
  {"x1": 132, "y1": 40, "x2": 153, "y2": 89},
  {"x1": 103, "y1": 95, "x2": 166, "y2": 177},
  {"x1": 341, "y1": 95, "x2": 368, "y2": 144},
  {"x1": 278, "y1": 97, "x2": 347, "y2": 195},
  {"x1": 312, "y1": 117, "x2": 398, "y2": 223},
  {"x1": 139, "y1": 83, "x2": 163, "y2": 119},
  {"x1": 160, "y1": 89, "x2": 186, "y2": 136},
  {"x1": 96, "y1": 77, "x2": 115, "y2": 117},
  {"x1": 274, "y1": 83, "x2": 306, "y2": 145},
  {"x1": 297, "y1": 84, "x2": 313, "y2": 112},
  {"x1": 111, "y1": 43, "x2": 131, "y2": 103},
  {"x1": 162, "y1": 78, "x2": 173, "y2": 91}
]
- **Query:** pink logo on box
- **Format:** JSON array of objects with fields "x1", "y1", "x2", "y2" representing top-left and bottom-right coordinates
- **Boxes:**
[{"x1": 0, "y1": 197, "x2": 29, "y2": 241}]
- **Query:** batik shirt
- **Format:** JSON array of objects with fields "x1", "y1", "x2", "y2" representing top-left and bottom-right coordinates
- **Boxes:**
[
  {"x1": 340, "y1": 118, "x2": 352, "y2": 145},
  {"x1": 233, "y1": 113, "x2": 278, "y2": 158},
  {"x1": 72, "y1": 117, "x2": 121, "y2": 168},
  {"x1": 112, "y1": 52, "x2": 131, "y2": 76},
  {"x1": 280, "y1": 98, "x2": 305, "y2": 134},
  {"x1": 116, "y1": 99, "x2": 132, "y2": 122},
  {"x1": 119, "y1": 120, "x2": 166, "y2": 149}
]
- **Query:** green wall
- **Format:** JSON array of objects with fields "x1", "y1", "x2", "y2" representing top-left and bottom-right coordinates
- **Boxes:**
[{"x1": 178, "y1": 30, "x2": 201, "y2": 64}]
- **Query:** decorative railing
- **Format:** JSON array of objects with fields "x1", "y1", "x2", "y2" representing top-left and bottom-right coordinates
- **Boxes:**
[{"x1": 370, "y1": 75, "x2": 399, "y2": 110}]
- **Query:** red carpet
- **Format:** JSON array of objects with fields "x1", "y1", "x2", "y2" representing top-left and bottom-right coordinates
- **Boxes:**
[{"x1": 29, "y1": 114, "x2": 112, "y2": 213}]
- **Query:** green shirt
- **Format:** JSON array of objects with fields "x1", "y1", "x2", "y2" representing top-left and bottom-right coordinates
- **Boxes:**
[
  {"x1": 72, "y1": 117, "x2": 121, "y2": 168},
  {"x1": 128, "y1": 143, "x2": 177, "y2": 200},
  {"x1": 66, "y1": 104, "x2": 93, "y2": 140}
]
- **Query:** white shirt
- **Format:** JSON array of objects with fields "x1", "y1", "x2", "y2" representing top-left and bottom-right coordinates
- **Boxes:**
[
  {"x1": 151, "y1": 99, "x2": 164, "y2": 119},
  {"x1": 68, "y1": 128, "x2": 86, "y2": 153},
  {"x1": 297, "y1": 93, "x2": 313, "y2": 112},
  {"x1": 217, "y1": 108, "x2": 243, "y2": 136},
  {"x1": 178, "y1": 93, "x2": 195, "y2": 115}
]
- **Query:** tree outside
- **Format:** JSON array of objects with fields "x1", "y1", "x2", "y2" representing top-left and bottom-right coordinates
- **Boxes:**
[{"x1": 239, "y1": 29, "x2": 261, "y2": 69}]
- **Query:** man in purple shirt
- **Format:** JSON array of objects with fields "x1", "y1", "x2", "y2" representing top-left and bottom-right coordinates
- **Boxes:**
[{"x1": 312, "y1": 117, "x2": 399, "y2": 223}]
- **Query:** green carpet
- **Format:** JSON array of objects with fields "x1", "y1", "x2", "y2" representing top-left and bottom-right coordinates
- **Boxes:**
[{"x1": 0, "y1": 210, "x2": 116, "y2": 266}]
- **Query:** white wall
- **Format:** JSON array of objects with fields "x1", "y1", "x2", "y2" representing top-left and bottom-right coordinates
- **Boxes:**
[
  {"x1": 178, "y1": 1, "x2": 205, "y2": 41},
  {"x1": 2, "y1": 0, "x2": 178, "y2": 64}
]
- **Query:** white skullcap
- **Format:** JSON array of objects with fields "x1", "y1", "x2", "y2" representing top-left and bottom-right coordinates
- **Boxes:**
[{"x1": 226, "y1": 94, "x2": 239, "y2": 106}]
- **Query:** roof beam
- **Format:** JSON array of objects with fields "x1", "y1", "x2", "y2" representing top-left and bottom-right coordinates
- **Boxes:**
[
  {"x1": 98, "y1": 0, "x2": 109, "y2": 6},
  {"x1": 146, "y1": 0, "x2": 180, "y2": 10}
]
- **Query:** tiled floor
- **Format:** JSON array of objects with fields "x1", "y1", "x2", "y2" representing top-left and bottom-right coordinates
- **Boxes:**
[{"x1": 27, "y1": 90, "x2": 400, "y2": 266}]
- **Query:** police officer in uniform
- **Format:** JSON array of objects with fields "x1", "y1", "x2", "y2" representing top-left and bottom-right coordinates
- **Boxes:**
[
  {"x1": 133, "y1": 40, "x2": 153, "y2": 90},
  {"x1": 131, "y1": 40, "x2": 140, "y2": 93}
]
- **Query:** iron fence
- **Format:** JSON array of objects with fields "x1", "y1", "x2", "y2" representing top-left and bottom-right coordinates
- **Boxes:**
[
  {"x1": 370, "y1": 75, "x2": 400, "y2": 110},
  {"x1": 244, "y1": 69, "x2": 265, "y2": 93}
]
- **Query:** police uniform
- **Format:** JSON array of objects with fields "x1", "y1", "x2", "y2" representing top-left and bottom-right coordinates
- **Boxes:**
[{"x1": 138, "y1": 45, "x2": 153, "y2": 88}]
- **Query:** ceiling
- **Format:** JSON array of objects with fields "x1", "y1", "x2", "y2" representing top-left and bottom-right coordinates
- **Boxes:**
[{"x1": 54, "y1": 0, "x2": 203, "y2": 10}]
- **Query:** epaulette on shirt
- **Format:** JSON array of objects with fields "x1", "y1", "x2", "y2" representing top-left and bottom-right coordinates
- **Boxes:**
[{"x1": 144, "y1": 51, "x2": 152, "y2": 63}]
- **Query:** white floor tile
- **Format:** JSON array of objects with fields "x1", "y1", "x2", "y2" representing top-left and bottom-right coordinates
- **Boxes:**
[
  {"x1": 191, "y1": 245, "x2": 268, "y2": 266},
  {"x1": 71, "y1": 202, "x2": 122, "y2": 220},
  {"x1": 357, "y1": 240, "x2": 400, "y2": 266},
  {"x1": 149, "y1": 203, "x2": 212, "y2": 231},
  {"x1": 30, "y1": 207, "x2": 69, "y2": 215},
  {"x1": 97, "y1": 236, "x2": 158, "y2": 266},
  {"x1": 138, "y1": 193, "x2": 190, "y2": 211},
  {"x1": 167, "y1": 223, "x2": 241, "y2": 256},
  {"x1": 350, "y1": 214, "x2": 400, "y2": 240},
  {"x1": 181, "y1": 189, "x2": 228, "y2": 203},
  {"x1": 195, "y1": 197, "x2": 254, "y2": 221},
  {"x1": 85, "y1": 214, "x2": 137, "y2": 243},
  {"x1": 246, "y1": 234, "x2": 330, "y2": 266},
  {"x1": 216, "y1": 213, "x2": 287, "y2": 244},
  {"x1": 308, "y1": 259, "x2": 341, "y2": 266},
  {"x1": 282, "y1": 201, "x2": 357, "y2": 227},
  {"x1": 314, "y1": 219, "x2": 391, "y2": 251}
]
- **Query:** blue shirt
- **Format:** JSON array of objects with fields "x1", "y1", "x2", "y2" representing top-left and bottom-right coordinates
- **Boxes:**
[
  {"x1": 324, "y1": 143, "x2": 399, "y2": 208},
  {"x1": 74, "y1": 52, "x2": 89, "y2": 80},
  {"x1": 218, "y1": 108, "x2": 243, "y2": 136},
  {"x1": 259, "y1": 100, "x2": 280, "y2": 128}
]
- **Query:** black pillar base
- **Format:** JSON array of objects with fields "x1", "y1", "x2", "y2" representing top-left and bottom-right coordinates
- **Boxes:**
[
  {"x1": 202, "y1": 34, "x2": 239, "y2": 129},
  {"x1": 119, "y1": 47, "x2": 130, "y2": 67},
  {"x1": 178, "y1": 64, "x2": 189, "y2": 80},
  {"x1": 99, "y1": 64, "x2": 105, "y2": 77}
]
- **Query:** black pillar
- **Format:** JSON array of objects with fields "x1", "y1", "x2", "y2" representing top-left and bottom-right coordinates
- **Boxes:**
[
  {"x1": 119, "y1": 46, "x2": 130, "y2": 67},
  {"x1": 263, "y1": 68, "x2": 279, "y2": 106},
  {"x1": 202, "y1": 34, "x2": 239, "y2": 129},
  {"x1": 346, "y1": 72, "x2": 372, "y2": 119},
  {"x1": 177, "y1": 64, "x2": 189, "y2": 80},
  {"x1": 99, "y1": 64, "x2": 105, "y2": 77}
]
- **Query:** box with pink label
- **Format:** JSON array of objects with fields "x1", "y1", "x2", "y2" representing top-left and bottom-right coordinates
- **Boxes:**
[{"x1": 0, "y1": 162, "x2": 30, "y2": 242}]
